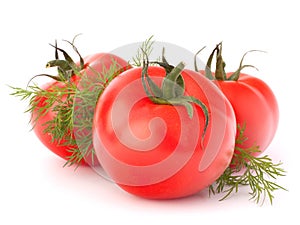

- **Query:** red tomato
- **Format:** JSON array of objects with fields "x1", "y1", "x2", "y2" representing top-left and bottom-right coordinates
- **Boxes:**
[
  {"x1": 212, "y1": 73, "x2": 279, "y2": 154},
  {"x1": 93, "y1": 65, "x2": 236, "y2": 199},
  {"x1": 32, "y1": 53, "x2": 130, "y2": 165},
  {"x1": 197, "y1": 43, "x2": 279, "y2": 155}
]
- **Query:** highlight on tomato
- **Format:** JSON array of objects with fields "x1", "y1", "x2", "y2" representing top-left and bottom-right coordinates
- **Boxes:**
[{"x1": 92, "y1": 51, "x2": 237, "y2": 199}]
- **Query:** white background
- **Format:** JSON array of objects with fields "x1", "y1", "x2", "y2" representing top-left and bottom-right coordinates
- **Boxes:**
[{"x1": 1, "y1": 0, "x2": 298, "y2": 224}]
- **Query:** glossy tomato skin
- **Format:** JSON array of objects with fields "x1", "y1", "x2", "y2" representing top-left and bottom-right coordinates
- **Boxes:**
[
  {"x1": 93, "y1": 66, "x2": 236, "y2": 199},
  {"x1": 32, "y1": 53, "x2": 130, "y2": 164},
  {"x1": 213, "y1": 73, "x2": 279, "y2": 154}
]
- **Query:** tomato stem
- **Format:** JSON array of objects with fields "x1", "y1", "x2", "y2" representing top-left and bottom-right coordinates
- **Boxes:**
[
  {"x1": 141, "y1": 49, "x2": 210, "y2": 136},
  {"x1": 26, "y1": 36, "x2": 85, "y2": 87},
  {"x1": 214, "y1": 42, "x2": 227, "y2": 80},
  {"x1": 196, "y1": 42, "x2": 264, "y2": 81}
]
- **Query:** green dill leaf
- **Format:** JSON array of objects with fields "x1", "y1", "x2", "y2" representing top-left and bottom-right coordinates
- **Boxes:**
[
  {"x1": 131, "y1": 35, "x2": 155, "y2": 67},
  {"x1": 209, "y1": 123, "x2": 287, "y2": 205}
]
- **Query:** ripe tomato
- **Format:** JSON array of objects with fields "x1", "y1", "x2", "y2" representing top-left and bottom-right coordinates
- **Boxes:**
[
  {"x1": 197, "y1": 43, "x2": 279, "y2": 155},
  {"x1": 32, "y1": 53, "x2": 130, "y2": 165},
  {"x1": 212, "y1": 73, "x2": 279, "y2": 154},
  {"x1": 93, "y1": 65, "x2": 236, "y2": 199}
]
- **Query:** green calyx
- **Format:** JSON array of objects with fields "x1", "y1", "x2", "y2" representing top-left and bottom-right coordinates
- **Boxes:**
[
  {"x1": 26, "y1": 35, "x2": 84, "y2": 88},
  {"x1": 47, "y1": 35, "x2": 85, "y2": 80},
  {"x1": 141, "y1": 50, "x2": 209, "y2": 136},
  {"x1": 195, "y1": 42, "x2": 264, "y2": 81}
]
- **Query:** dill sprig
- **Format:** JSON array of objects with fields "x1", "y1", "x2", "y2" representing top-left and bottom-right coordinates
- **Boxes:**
[
  {"x1": 10, "y1": 37, "x2": 127, "y2": 167},
  {"x1": 10, "y1": 59, "x2": 125, "y2": 167},
  {"x1": 209, "y1": 123, "x2": 287, "y2": 204},
  {"x1": 131, "y1": 35, "x2": 155, "y2": 67},
  {"x1": 71, "y1": 59, "x2": 125, "y2": 166}
]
